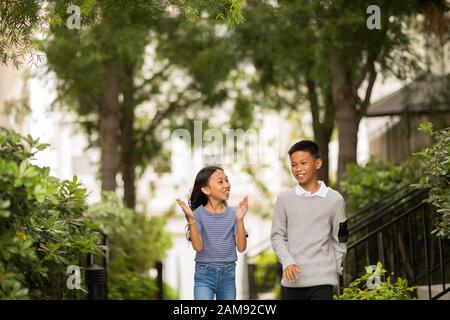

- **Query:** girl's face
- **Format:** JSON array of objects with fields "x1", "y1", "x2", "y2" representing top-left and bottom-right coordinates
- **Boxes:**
[
  {"x1": 290, "y1": 150, "x2": 322, "y2": 186},
  {"x1": 201, "y1": 169, "x2": 231, "y2": 202}
]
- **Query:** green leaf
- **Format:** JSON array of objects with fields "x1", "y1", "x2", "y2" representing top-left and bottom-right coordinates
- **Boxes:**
[
  {"x1": 35, "y1": 143, "x2": 50, "y2": 151},
  {"x1": 18, "y1": 160, "x2": 28, "y2": 177}
]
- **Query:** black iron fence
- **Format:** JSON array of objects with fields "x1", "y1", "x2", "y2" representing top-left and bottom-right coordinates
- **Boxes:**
[{"x1": 344, "y1": 188, "x2": 450, "y2": 300}]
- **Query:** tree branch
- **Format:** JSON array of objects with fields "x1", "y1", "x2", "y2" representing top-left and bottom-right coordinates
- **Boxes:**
[
  {"x1": 357, "y1": 63, "x2": 377, "y2": 120},
  {"x1": 306, "y1": 78, "x2": 321, "y2": 134},
  {"x1": 137, "y1": 94, "x2": 202, "y2": 147}
]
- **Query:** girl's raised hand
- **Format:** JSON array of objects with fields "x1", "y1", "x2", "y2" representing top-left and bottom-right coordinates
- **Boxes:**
[
  {"x1": 176, "y1": 198, "x2": 194, "y2": 221},
  {"x1": 236, "y1": 195, "x2": 248, "y2": 221}
]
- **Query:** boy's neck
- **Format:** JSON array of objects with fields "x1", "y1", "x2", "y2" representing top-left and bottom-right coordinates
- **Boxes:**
[
  {"x1": 299, "y1": 180, "x2": 321, "y2": 194},
  {"x1": 205, "y1": 199, "x2": 225, "y2": 213}
]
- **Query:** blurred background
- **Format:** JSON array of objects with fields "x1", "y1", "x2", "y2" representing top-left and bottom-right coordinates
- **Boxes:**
[{"x1": 0, "y1": 0, "x2": 449, "y2": 300}]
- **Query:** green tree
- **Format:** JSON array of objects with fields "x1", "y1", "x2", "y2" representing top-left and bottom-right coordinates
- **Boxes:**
[
  {"x1": 0, "y1": 0, "x2": 42, "y2": 66},
  {"x1": 42, "y1": 1, "x2": 240, "y2": 209},
  {"x1": 42, "y1": 0, "x2": 169, "y2": 205},
  {"x1": 305, "y1": 0, "x2": 447, "y2": 182},
  {"x1": 231, "y1": 0, "x2": 335, "y2": 183},
  {"x1": 232, "y1": 0, "x2": 449, "y2": 183}
]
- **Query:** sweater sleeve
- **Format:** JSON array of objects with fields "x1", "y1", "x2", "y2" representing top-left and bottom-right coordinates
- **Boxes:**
[
  {"x1": 331, "y1": 196, "x2": 348, "y2": 275},
  {"x1": 271, "y1": 195, "x2": 296, "y2": 270}
]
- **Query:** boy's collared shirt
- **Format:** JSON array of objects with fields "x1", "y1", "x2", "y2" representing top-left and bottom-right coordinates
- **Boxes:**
[
  {"x1": 271, "y1": 181, "x2": 348, "y2": 288},
  {"x1": 295, "y1": 180, "x2": 329, "y2": 198}
]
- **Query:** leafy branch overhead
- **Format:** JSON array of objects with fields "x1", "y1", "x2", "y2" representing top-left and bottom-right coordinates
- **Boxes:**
[{"x1": 0, "y1": 0, "x2": 245, "y2": 66}]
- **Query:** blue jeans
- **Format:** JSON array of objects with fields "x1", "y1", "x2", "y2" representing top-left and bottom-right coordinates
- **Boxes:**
[{"x1": 194, "y1": 262, "x2": 236, "y2": 300}]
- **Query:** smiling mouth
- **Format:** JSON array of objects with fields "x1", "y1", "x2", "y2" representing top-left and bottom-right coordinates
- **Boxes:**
[{"x1": 296, "y1": 173, "x2": 306, "y2": 179}]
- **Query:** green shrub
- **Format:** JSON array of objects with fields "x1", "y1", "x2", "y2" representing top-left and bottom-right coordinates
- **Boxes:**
[
  {"x1": 108, "y1": 272, "x2": 177, "y2": 300},
  {"x1": 340, "y1": 156, "x2": 422, "y2": 214},
  {"x1": 340, "y1": 122, "x2": 449, "y2": 239},
  {"x1": 0, "y1": 128, "x2": 100, "y2": 299},
  {"x1": 85, "y1": 192, "x2": 175, "y2": 299},
  {"x1": 253, "y1": 251, "x2": 280, "y2": 294},
  {"x1": 85, "y1": 192, "x2": 173, "y2": 273},
  {"x1": 334, "y1": 262, "x2": 416, "y2": 300},
  {"x1": 413, "y1": 123, "x2": 450, "y2": 238}
]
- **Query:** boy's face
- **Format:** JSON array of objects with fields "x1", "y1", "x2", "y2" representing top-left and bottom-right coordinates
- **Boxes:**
[
  {"x1": 290, "y1": 151, "x2": 322, "y2": 186},
  {"x1": 201, "y1": 169, "x2": 231, "y2": 202}
]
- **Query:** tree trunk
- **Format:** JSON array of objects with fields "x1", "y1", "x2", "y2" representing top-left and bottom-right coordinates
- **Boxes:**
[
  {"x1": 120, "y1": 64, "x2": 136, "y2": 209},
  {"x1": 329, "y1": 53, "x2": 360, "y2": 184},
  {"x1": 306, "y1": 79, "x2": 334, "y2": 185},
  {"x1": 336, "y1": 108, "x2": 359, "y2": 183},
  {"x1": 99, "y1": 58, "x2": 120, "y2": 192},
  {"x1": 316, "y1": 130, "x2": 331, "y2": 185}
]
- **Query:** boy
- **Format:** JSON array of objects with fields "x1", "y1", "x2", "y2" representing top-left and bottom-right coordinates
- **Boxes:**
[{"x1": 271, "y1": 140, "x2": 348, "y2": 300}]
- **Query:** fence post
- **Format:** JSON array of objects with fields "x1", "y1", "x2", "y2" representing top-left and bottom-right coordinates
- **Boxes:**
[
  {"x1": 156, "y1": 260, "x2": 164, "y2": 300},
  {"x1": 86, "y1": 233, "x2": 108, "y2": 300},
  {"x1": 247, "y1": 262, "x2": 256, "y2": 299}
]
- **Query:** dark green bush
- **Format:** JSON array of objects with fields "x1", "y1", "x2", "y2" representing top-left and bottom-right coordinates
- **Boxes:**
[
  {"x1": 413, "y1": 123, "x2": 450, "y2": 237},
  {"x1": 0, "y1": 128, "x2": 99, "y2": 299},
  {"x1": 0, "y1": 128, "x2": 177, "y2": 299},
  {"x1": 108, "y1": 272, "x2": 178, "y2": 300},
  {"x1": 335, "y1": 262, "x2": 415, "y2": 300},
  {"x1": 340, "y1": 156, "x2": 422, "y2": 215},
  {"x1": 85, "y1": 192, "x2": 175, "y2": 299},
  {"x1": 340, "y1": 122, "x2": 449, "y2": 237},
  {"x1": 253, "y1": 251, "x2": 279, "y2": 294}
]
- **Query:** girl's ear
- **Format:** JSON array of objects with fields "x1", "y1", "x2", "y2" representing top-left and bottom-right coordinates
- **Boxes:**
[{"x1": 201, "y1": 186, "x2": 210, "y2": 195}]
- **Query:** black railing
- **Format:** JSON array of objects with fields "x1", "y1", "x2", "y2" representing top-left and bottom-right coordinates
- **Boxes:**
[
  {"x1": 348, "y1": 187, "x2": 427, "y2": 235},
  {"x1": 347, "y1": 177, "x2": 422, "y2": 225},
  {"x1": 345, "y1": 192, "x2": 450, "y2": 300},
  {"x1": 245, "y1": 185, "x2": 450, "y2": 300}
]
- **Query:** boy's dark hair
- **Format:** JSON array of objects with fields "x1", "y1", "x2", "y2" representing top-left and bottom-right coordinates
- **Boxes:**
[{"x1": 288, "y1": 140, "x2": 321, "y2": 159}]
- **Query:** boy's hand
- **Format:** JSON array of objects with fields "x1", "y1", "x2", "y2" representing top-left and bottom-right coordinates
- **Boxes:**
[
  {"x1": 236, "y1": 195, "x2": 248, "y2": 221},
  {"x1": 176, "y1": 198, "x2": 194, "y2": 221},
  {"x1": 283, "y1": 264, "x2": 301, "y2": 282}
]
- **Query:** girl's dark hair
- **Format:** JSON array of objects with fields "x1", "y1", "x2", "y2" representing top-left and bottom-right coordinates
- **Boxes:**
[
  {"x1": 188, "y1": 165, "x2": 225, "y2": 211},
  {"x1": 185, "y1": 165, "x2": 225, "y2": 242}
]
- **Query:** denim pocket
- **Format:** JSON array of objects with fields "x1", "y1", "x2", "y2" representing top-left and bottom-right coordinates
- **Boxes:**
[
  {"x1": 224, "y1": 265, "x2": 235, "y2": 280},
  {"x1": 195, "y1": 263, "x2": 209, "y2": 275}
]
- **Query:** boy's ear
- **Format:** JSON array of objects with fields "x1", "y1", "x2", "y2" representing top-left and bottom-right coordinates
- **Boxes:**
[{"x1": 315, "y1": 158, "x2": 323, "y2": 170}]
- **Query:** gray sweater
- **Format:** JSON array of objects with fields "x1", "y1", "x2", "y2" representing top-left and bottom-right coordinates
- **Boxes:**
[{"x1": 271, "y1": 184, "x2": 347, "y2": 288}]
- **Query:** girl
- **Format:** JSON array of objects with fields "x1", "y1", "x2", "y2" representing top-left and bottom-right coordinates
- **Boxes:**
[{"x1": 176, "y1": 165, "x2": 248, "y2": 300}]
